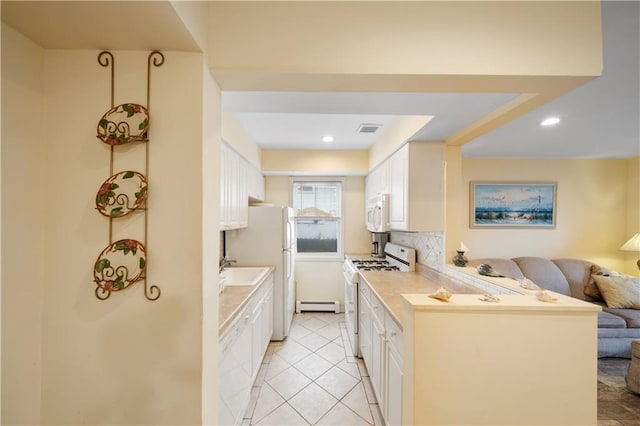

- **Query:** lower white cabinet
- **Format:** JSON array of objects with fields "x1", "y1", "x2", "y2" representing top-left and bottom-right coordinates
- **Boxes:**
[
  {"x1": 219, "y1": 273, "x2": 274, "y2": 425},
  {"x1": 252, "y1": 278, "x2": 273, "y2": 381},
  {"x1": 359, "y1": 290, "x2": 372, "y2": 370},
  {"x1": 384, "y1": 310, "x2": 403, "y2": 426},
  {"x1": 218, "y1": 303, "x2": 252, "y2": 426},
  {"x1": 371, "y1": 313, "x2": 385, "y2": 401},
  {"x1": 358, "y1": 280, "x2": 404, "y2": 426}
]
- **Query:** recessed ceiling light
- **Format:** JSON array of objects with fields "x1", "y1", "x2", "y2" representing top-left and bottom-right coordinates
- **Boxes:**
[
  {"x1": 322, "y1": 135, "x2": 334, "y2": 143},
  {"x1": 540, "y1": 117, "x2": 561, "y2": 126}
]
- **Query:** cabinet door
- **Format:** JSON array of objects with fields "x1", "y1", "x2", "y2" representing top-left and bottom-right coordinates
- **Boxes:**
[
  {"x1": 359, "y1": 293, "x2": 372, "y2": 368},
  {"x1": 386, "y1": 345, "x2": 403, "y2": 426},
  {"x1": 389, "y1": 144, "x2": 408, "y2": 230},
  {"x1": 220, "y1": 143, "x2": 230, "y2": 229},
  {"x1": 378, "y1": 160, "x2": 390, "y2": 195},
  {"x1": 247, "y1": 166, "x2": 265, "y2": 202},
  {"x1": 251, "y1": 301, "x2": 264, "y2": 381},
  {"x1": 236, "y1": 157, "x2": 248, "y2": 228},
  {"x1": 263, "y1": 283, "x2": 274, "y2": 349},
  {"x1": 371, "y1": 316, "x2": 385, "y2": 409},
  {"x1": 219, "y1": 309, "x2": 252, "y2": 426}
]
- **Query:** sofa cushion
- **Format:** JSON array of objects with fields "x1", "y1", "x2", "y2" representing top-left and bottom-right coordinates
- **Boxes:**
[
  {"x1": 467, "y1": 258, "x2": 525, "y2": 279},
  {"x1": 584, "y1": 265, "x2": 621, "y2": 302},
  {"x1": 594, "y1": 275, "x2": 640, "y2": 309},
  {"x1": 512, "y1": 257, "x2": 571, "y2": 295},
  {"x1": 602, "y1": 308, "x2": 640, "y2": 328},
  {"x1": 598, "y1": 310, "x2": 628, "y2": 328},
  {"x1": 552, "y1": 259, "x2": 595, "y2": 300}
]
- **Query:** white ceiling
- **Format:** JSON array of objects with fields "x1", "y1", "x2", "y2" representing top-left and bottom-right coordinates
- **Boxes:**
[
  {"x1": 223, "y1": 93, "x2": 518, "y2": 150},
  {"x1": 223, "y1": 1, "x2": 639, "y2": 158}
]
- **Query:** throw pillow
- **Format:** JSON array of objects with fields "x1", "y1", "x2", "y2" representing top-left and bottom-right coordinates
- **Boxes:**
[
  {"x1": 593, "y1": 275, "x2": 640, "y2": 309},
  {"x1": 584, "y1": 265, "x2": 620, "y2": 301}
]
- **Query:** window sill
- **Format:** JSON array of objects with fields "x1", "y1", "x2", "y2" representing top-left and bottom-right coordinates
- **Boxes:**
[{"x1": 296, "y1": 255, "x2": 344, "y2": 262}]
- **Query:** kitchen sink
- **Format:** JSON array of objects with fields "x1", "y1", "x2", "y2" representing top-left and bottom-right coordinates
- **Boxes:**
[{"x1": 220, "y1": 267, "x2": 270, "y2": 287}]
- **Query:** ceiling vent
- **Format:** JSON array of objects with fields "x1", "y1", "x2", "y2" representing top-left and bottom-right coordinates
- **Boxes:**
[{"x1": 357, "y1": 123, "x2": 382, "y2": 134}]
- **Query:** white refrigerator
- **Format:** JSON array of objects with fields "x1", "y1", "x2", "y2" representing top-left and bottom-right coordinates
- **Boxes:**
[{"x1": 226, "y1": 205, "x2": 296, "y2": 341}]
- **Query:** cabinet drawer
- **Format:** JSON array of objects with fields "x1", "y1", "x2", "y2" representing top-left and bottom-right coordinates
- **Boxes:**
[{"x1": 385, "y1": 311, "x2": 403, "y2": 363}]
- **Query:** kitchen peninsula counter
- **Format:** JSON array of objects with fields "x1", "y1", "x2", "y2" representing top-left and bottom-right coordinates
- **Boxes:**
[
  {"x1": 398, "y1": 272, "x2": 600, "y2": 426},
  {"x1": 218, "y1": 266, "x2": 275, "y2": 335},
  {"x1": 358, "y1": 269, "x2": 480, "y2": 329}
]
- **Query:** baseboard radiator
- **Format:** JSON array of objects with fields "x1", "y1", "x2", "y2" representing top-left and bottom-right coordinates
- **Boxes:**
[{"x1": 296, "y1": 300, "x2": 341, "y2": 314}]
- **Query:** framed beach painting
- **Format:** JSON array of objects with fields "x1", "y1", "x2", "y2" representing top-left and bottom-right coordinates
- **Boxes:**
[{"x1": 470, "y1": 182, "x2": 557, "y2": 228}]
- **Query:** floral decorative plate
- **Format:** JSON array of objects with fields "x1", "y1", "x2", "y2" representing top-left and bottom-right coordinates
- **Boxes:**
[
  {"x1": 93, "y1": 239, "x2": 146, "y2": 292},
  {"x1": 96, "y1": 103, "x2": 149, "y2": 145},
  {"x1": 96, "y1": 171, "x2": 148, "y2": 218}
]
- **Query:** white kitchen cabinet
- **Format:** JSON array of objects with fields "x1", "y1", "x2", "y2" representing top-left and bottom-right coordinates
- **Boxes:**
[
  {"x1": 246, "y1": 164, "x2": 265, "y2": 202},
  {"x1": 218, "y1": 303, "x2": 252, "y2": 426},
  {"x1": 358, "y1": 287, "x2": 372, "y2": 369},
  {"x1": 234, "y1": 154, "x2": 248, "y2": 229},
  {"x1": 371, "y1": 312, "x2": 385, "y2": 403},
  {"x1": 384, "y1": 311, "x2": 403, "y2": 426},
  {"x1": 366, "y1": 142, "x2": 445, "y2": 232},
  {"x1": 358, "y1": 279, "x2": 405, "y2": 426},
  {"x1": 220, "y1": 142, "x2": 264, "y2": 230},
  {"x1": 388, "y1": 144, "x2": 408, "y2": 229},
  {"x1": 386, "y1": 344, "x2": 403, "y2": 426},
  {"x1": 365, "y1": 160, "x2": 389, "y2": 201},
  {"x1": 219, "y1": 273, "x2": 273, "y2": 425},
  {"x1": 252, "y1": 275, "x2": 273, "y2": 380}
]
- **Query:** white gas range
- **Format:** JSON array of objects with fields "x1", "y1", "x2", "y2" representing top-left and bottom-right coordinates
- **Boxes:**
[{"x1": 342, "y1": 242, "x2": 416, "y2": 357}]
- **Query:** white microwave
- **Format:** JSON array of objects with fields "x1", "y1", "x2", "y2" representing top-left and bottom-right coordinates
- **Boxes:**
[{"x1": 366, "y1": 193, "x2": 390, "y2": 232}]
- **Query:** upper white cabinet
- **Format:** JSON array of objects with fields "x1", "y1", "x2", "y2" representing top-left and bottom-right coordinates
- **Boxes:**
[
  {"x1": 220, "y1": 142, "x2": 265, "y2": 230},
  {"x1": 366, "y1": 142, "x2": 445, "y2": 232},
  {"x1": 246, "y1": 164, "x2": 265, "y2": 202},
  {"x1": 365, "y1": 160, "x2": 389, "y2": 202}
]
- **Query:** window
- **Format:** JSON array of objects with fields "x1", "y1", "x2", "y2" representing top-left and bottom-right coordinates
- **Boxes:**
[{"x1": 292, "y1": 179, "x2": 343, "y2": 258}]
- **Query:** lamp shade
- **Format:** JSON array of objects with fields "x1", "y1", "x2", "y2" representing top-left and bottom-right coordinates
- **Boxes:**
[{"x1": 620, "y1": 233, "x2": 640, "y2": 252}]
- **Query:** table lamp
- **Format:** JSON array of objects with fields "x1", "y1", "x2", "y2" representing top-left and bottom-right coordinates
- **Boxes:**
[{"x1": 620, "y1": 232, "x2": 640, "y2": 271}]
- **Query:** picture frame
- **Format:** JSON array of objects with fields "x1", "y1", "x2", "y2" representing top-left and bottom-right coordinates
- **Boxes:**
[{"x1": 470, "y1": 182, "x2": 557, "y2": 228}]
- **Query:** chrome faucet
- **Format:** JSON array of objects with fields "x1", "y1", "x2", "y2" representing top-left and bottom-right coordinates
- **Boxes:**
[{"x1": 219, "y1": 256, "x2": 237, "y2": 273}]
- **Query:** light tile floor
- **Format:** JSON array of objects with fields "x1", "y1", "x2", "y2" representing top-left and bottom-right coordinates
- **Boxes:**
[{"x1": 243, "y1": 312, "x2": 384, "y2": 426}]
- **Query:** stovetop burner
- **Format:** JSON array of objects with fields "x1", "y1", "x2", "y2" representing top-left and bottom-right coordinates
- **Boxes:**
[
  {"x1": 346, "y1": 243, "x2": 416, "y2": 273},
  {"x1": 351, "y1": 259, "x2": 400, "y2": 271}
]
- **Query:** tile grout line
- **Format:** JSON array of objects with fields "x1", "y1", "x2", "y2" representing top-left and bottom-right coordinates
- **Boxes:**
[{"x1": 250, "y1": 312, "x2": 382, "y2": 425}]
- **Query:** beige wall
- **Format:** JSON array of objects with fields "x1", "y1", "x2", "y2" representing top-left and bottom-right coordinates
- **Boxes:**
[
  {"x1": 1, "y1": 23, "x2": 46, "y2": 425},
  {"x1": 455, "y1": 158, "x2": 635, "y2": 273},
  {"x1": 209, "y1": 2, "x2": 601, "y2": 79},
  {"x1": 201, "y1": 64, "x2": 221, "y2": 425},
  {"x1": 0, "y1": 47, "x2": 214, "y2": 424},
  {"x1": 624, "y1": 157, "x2": 640, "y2": 275},
  {"x1": 368, "y1": 117, "x2": 433, "y2": 170},
  {"x1": 222, "y1": 111, "x2": 261, "y2": 169},
  {"x1": 262, "y1": 149, "x2": 369, "y2": 175},
  {"x1": 264, "y1": 175, "x2": 369, "y2": 304}
]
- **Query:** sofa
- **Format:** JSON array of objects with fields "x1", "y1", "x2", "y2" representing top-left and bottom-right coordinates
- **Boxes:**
[{"x1": 468, "y1": 257, "x2": 640, "y2": 358}]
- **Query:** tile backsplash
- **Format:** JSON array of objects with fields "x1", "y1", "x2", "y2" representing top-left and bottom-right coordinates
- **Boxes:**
[{"x1": 390, "y1": 231, "x2": 444, "y2": 271}]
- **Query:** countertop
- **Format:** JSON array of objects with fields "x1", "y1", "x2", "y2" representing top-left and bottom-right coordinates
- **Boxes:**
[
  {"x1": 218, "y1": 266, "x2": 275, "y2": 335},
  {"x1": 358, "y1": 269, "x2": 480, "y2": 330},
  {"x1": 359, "y1": 267, "x2": 600, "y2": 331},
  {"x1": 402, "y1": 292, "x2": 603, "y2": 312}
]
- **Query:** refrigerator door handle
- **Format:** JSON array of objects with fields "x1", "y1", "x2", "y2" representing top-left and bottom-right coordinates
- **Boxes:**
[
  {"x1": 286, "y1": 220, "x2": 294, "y2": 250},
  {"x1": 284, "y1": 249, "x2": 293, "y2": 281}
]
